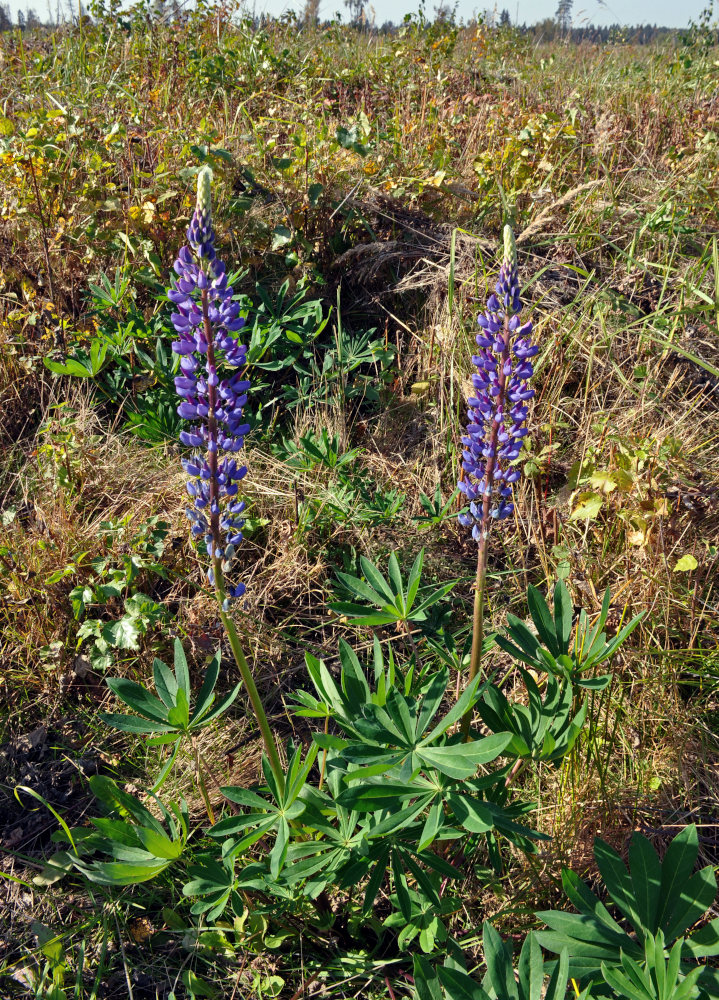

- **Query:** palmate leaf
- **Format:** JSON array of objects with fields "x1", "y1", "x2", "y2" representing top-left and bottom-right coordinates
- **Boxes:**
[
  {"x1": 103, "y1": 642, "x2": 236, "y2": 748},
  {"x1": 501, "y1": 582, "x2": 643, "y2": 687},
  {"x1": 330, "y1": 548, "x2": 458, "y2": 628},
  {"x1": 103, "y1": 677, "x2": 169, "y2": 724},
  {"x1": 537, "y1": 825, "x2": 718, "y2": 994},
  {"x1": 417, "y1": 733, "x2": 512, "y2": 780},
  {"x1": 66, "y1": 777, "x2": 187, "y2": 886}
]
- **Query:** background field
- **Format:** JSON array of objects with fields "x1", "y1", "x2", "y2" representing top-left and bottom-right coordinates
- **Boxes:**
[{"x1": 1, "y1": 8, "x2": 718, "y2": 998}]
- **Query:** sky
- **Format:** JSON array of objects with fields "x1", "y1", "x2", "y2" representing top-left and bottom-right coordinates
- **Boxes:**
[{"x1": 1, "y1": 0, "x2": 707, "y2": 28}]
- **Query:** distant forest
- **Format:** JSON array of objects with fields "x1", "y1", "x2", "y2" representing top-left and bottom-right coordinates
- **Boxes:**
[{"x1": 0, "y1": 0, "x2": 716, "y2": 45}]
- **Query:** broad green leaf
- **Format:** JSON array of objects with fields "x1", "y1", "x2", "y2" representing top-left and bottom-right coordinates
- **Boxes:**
[
  {"x1": 553, "y1": 581, "x2": 573, "y2": 655},
  {"x1": 657, "y1": 825, "x2": 699, "y2": 931},
  {"x1": 483, "y1": 921, "x2": 518, "y2": 1000},
  {"x1": 336, "y1": 782, "x2": 426, "y2": 811},
  {"x1": 595, "y1": 837, "x2": 643, "y2": 934},
  {"x1": 437, "y1": 966, "x2": 491, "y2": 1000},
  {"x1": 447, "y1": 793, "x2": 494, "y2": 834},
  {"x1": 136, "y1": 827, "x2": 183, "y2": 860},
  {"x1": 527, "y1": 585, "x2": 559, "y2": 655},
  {"x1": 413, "y1": 955, "x2": 443, "y2": 1000},
  {"x1": 153, "y1": 657, "x2": 178, "y2": 708},
  {"x1": 105, "y1": 678, "x2": 169, "y2": 723},
  {"x1": 683, "y1": 918, "x2": 719, "y2": 958},
  {"x1": 387, "y1": 552, "x2": 405, "y2": 608},
  {"x1": 195, "y1": 683, "x2": 241, "y2": 727},
  {"x1": 406, "y1": 549, "x2": 424, "y2": 611},
  {"x1": 101, "y1": 616, "x2": 140, "y2": 650},
  {"x1": 561, "y1": 870, "x2": 628, "y2": 938},
  {"x1": 167, "y1": 687, "x2": 190, "y2": 728},
  {"x1": 629, "y1": 833, "x2": 662, "y2": 933},
  {"x1": 517, "y1": 932, "x2": 544, "y2": 1000},
  {"x1": 99, "y1": 713, "x2": 174, "y2": 734},
  {"x1": 418, "y1": 733, "x2": 511, "y2": 780},
  {"x1": 173, "y1": 638, "x2": 191, "y2": 695},
  {"x1": 335, "y1": 569, "x2": 387, "y2": 608},
  {"x1": 545, "y1": 948, "x2": 570, "y2": 1000},
  {"x1": 663, "y1": 867, "x2": 717, "y2": 942},
  {"x1": 189, "y1": 650, "x2": 220, "y2": 723},
  {"x1": 359, "y1": 556, "x2": 396, "y2": 603}
]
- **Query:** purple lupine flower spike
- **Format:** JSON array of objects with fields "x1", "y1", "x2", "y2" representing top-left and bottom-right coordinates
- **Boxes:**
[
  {"x1": 458, "y1": 226, "x2": 537, "y2": 540},
  {"x1": 170, "y1": 166, "x2": 249, "y2": 606}
]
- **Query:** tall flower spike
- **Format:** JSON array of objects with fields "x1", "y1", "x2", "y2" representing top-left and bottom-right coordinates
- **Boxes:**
[
  {"x1": 167, "y1": 167, "x2": 285, "y2": 792},
  {"x1": 457, "y1": 224, "x2": 537, "y2": 539},
  {"x1": 457, "y1": 225, "x2": 537, "y2": 735},
  {"x1": 169, "y1": 166, "x2": 249, "y2": 607}
]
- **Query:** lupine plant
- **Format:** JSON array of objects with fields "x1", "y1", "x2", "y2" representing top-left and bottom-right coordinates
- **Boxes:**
[
  {"x1": 167, "y1": 166, "x2": 285, "y2": 790},
  {"x1": 457, "y1": 225, "x2": 537, "y2": 733},
  {"x1": 44, "y1": 176, "x2": 692, "y2": 1000}
]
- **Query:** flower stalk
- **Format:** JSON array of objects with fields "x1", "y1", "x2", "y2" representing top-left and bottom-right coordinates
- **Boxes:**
[
  {"x1": 169, "y1": 166, "x2": 284, "y2": 792},
  {"x1": 458, "y1": 226, "x2": 537, "y2": 736}
]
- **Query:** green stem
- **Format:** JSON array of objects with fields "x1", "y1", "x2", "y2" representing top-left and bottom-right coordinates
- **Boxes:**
[
  {"x1": 194, "y1": 737, "x2": 215, "y2": 824},
  {"x1": 198, "y1": 284, "x2": 284, "y2": 795},
  {"x1": 214, "y1": 566, "x2": 285, "y2": 796},
  {"x1": 460, "y1": 540, "x2": 488, "y2": 738}
]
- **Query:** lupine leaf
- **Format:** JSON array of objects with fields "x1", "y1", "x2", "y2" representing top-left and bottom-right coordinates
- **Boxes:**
[
  {"x1": 663, "y1": 867, "x2": 717, "y2": 942},
  {"x1": 99, "y1": 713, "x2": 174, "y2": 734},
  {"x1": 335, "y1": 570, "x2": 387, "y2": 607},
  {"x1": 392, "y1": 850, "x2": 412, "y2": 921},
  {"x1": 189, "y1": 650, "x2": 220, "y2": 723},
  {"x1": 483, "y1": 921, "x2": 518, "y2": 1000},
  {"x1": 406, "y1": 549, "x2": 424, "y2": 611},
  {"x1": 195, "y1": 683, "x2": 241, "y2": 727},
  {"x1": 412, "y1": 956, "x2": 443, "y2": 1000},
  {"x1": 517, "y1": 932, "x2": 544, "y2": 1000},
  {"x1": 418, "y1": 733, "x2": 511, "y2": 780},
  {"x1": 657, "y1": 824, "x2": 700, "y2": 931},
  {"x1": 105, "y1": 678, "x2": 169, "y2": 723},
  {"x1": 153, "y1": 657, "x2": 178, "y2": 708},
  {"x1": 683, "y1": 918, "x2": 719, "y2": 958},
  {"x1": 359, "y1": 557, "x2": 396, "y2": 604},
  {"x1": 173, "y1": 638, "x2": 191, "y2": 696},
  {"x1": 527, "y1": 586, "x2": 559, "y2": 655},
  {"x1": 629, "y1": 833, "x2": 662, "y2": 933},
  {"x1": 561, "y1": 870, "x2": 629, "y2": 938},
  {"x1": 553, "y1": 581, "x2": 573, "y2": 655},
  {"x1": 594, "y1": 837, "x2": 644, "y2": 934},
  {"x1": 387, "y1": 552, "x2": 404, "y2": 603},
  {"x1": 437, "y1": 966, "x2": 491, "y2": 1000},
  {"x1": 545, "y1": 948, "x2": 570, "y2": 1000}
]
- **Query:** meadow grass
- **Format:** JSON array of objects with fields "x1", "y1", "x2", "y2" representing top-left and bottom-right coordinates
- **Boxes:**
[{"x1": 0, "y1": 11, "x2": 718, "y2": 999}]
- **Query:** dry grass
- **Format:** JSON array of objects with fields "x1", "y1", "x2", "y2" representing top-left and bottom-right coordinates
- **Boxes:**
[{"x1": 1, "y1": 12, "x2": 718, "y2": 998}]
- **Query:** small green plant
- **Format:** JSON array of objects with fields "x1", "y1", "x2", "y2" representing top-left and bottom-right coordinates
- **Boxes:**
[
  {"x1": 496, "y1": 581, "x2": 643, "y2": 690},
  {"x1": 414, "y1": 484, "x2": 463, "y2": 529},
  {"x1": 330, "y1": 548, "x2": 457, "y2": 631},
  {"x1": 537, "y1": 824, "x2": 719, "y2": 1000},
  {"x1": 47, "y1": 776, "x2": 188, "y2": 888},
  {"x1": 101, "y1": 638, "x2": 241, "y2": 789}
]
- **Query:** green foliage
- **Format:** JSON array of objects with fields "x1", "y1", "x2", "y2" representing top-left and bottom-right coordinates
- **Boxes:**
[
  {"x1": 412, "y1": 923, "x2": 572, "y2": 1000},
  {"x1": 478, "y1": 670, "x2": 587, "y2": 763},
  {"x1": 101, "y1": 638, "x2": 241, "y2": 788},
  {"x1": 331, "y1": 548, "x2": 457, "y2": 629},
  {"x1": 497, "y1": 581, "x2": 643, "y2": 690},
  {"x1": 47, "y1": 516, "x2": 172, "y2": 669},
  {"x1": 274, "y1": 427, "x2": 362, "y2": 473},
  {"x1": 52, "y1": 776, "x2": 188, "y2": 887},
  {"x1": 536, "y1": 825, "x2": 719, "y2": 1000},
  {"x1": 415, "y1": 485, "x2": 463, "y2": 530}
]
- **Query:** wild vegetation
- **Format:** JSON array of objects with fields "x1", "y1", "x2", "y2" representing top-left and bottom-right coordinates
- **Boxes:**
[{"x1": 1, "y1": 6, "x2": 719, "y2": 999}]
